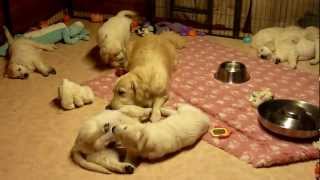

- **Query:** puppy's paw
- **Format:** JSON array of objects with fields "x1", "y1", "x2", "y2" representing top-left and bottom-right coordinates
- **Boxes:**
[
  {"x1": 47, "y1": 44, "x2": 58, "y2": 51},
  {"x1": 140, "y1": 108, "x2": 152, "y2": 120},
  {"x1": 49, "y1": 68, "x2": 56, "y2": 75},
  {"x1": 309, "y1": 59, "x2": 319, "y2": 65},
  {"x1": 123, "y1": 164, "x2": 135, "y2": 174}
]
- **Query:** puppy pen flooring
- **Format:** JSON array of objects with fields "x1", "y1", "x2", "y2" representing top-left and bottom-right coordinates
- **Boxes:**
[{"x1": 0, "y1": 19, "x2": 318, "y2": 180}]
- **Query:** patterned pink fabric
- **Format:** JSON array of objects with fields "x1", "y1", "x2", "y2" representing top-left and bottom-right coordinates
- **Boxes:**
[{"x1": 85, "y1": 37, "x2": 319, "y2": 168}]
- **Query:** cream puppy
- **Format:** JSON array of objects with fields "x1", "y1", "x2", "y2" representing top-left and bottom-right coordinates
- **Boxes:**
[
  {"x1": 251, "y1": 26, "x2": 302, "y2": 60},
  {"x1": 97, "y1": 10, "x2": 136, "y2": 67},
  {"x1": 251, "y1": 26, "x2": 284, "y2": 59},
  {"x1": 3, "y1": 26, "x2": 57, "y2": 79},
  {"x1": 71, "y1": 108, "x2": 151, "y2": 174},
  {"x1": 107, "y1": 32, "x2": 186, "y2": 122},
  {"x1": 112, "y1": 103, "x2": 210, "y2": 161},
  {"x1": 272, "y1": 26, "x2": 319, "y2": 68},
  {"x1": 58, "y1": 79, "x2": 95, "y2": 110}
]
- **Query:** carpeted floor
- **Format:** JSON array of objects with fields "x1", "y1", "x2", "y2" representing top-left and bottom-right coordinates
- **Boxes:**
[{"x1": 0, "y1": 19, "x2": 318, "y2": 180}]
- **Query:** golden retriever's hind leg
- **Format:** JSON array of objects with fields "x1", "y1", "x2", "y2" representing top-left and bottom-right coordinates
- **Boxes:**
[{"x1": 150, "y1": 95, "x2": 169, "y2": 122}]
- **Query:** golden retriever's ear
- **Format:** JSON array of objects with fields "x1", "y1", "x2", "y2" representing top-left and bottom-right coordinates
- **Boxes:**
[{"x1": 131, "y1": 79, "x2": 138, "y2": 94}]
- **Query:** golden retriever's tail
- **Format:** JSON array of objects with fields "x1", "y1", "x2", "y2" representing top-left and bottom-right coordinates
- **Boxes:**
[
  {"x1": 3, "y1": 26, "x2": 14, "y2": 44},
  {"x1": 71, "y1": 150, "x2": 112, "y2": 174},
  {"x1": 116, "y1": 10, "x2": 137, "y2": 19},
  {"x1": 160, "y1": 31, "x2": 187, "y2": 49}
]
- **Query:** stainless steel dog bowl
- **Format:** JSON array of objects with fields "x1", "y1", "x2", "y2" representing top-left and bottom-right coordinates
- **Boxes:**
[
  {"x1": 214, "y1": 61, "x2": 250, "y2": 84},
  {"x1": 258, "y1": 99, "x2": 320, "y2": 139}
]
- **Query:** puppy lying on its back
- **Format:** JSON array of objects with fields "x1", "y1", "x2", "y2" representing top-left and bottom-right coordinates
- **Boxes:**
[
  {"x1": 108, "y1": 31, "x2": 186, "y2": 122},
  {"x1": 97, "y1": 10, "x2": 137, "y2": 67},
  {"x1": 71, "y1": 107, "x2": 152, "y2": 174},
  {"x1": 58, "y1": 79, "x2": 95, "y2": 110},
  {"x1": 112, "y1": 103, "x2": 210, "y2": 161},
  {"x1": 3, "y1": 26, "x2": 57, "y2": 79}
]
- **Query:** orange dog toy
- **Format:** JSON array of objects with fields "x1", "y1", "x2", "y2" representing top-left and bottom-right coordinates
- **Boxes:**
[{"x1": 209, "y1": 127, "x2": 231, "y2": 138}]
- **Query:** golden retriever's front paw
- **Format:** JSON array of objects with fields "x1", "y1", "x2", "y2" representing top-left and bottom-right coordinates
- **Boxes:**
[{"x1": 150, "y1": 111, "x2": 161, "y2": 122}]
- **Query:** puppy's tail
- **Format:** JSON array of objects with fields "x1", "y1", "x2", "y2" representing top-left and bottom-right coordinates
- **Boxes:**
[
  {"x1": 3, "y1": 26, "x2": 14, "y2": 44},
  {"x1": 71, "y1": 150, "x2": 112, "y2": 174},
  {"x1": 160, "y1": 31, "x2": 187, "y2": 49},
  {"x1": 116, "y1": 10, "x2": 137, "y2": 19}
]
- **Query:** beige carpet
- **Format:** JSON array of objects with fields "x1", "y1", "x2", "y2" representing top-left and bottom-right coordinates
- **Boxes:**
[{"x1": 0, "y1": 19, "x2": 318, "y2": 180}]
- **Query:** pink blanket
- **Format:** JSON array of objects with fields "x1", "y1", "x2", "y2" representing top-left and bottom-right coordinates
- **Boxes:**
[{"x1": 86, "y1": 37, "x2": 319, "y2": 168}]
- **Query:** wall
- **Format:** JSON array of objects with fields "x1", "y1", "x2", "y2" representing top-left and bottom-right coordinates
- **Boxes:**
[
  {"x1": 0, "y1": 1, "x2": 6, "y2": 44},
  {"x1": 8, "y1": 0, "x2": 67, "y2": 33},
  {"x1": 155, "y1": 0, "x2": 319, "y2": 36}
]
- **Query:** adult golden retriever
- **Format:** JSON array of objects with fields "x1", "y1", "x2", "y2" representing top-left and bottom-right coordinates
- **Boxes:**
[{"x1": 106, "y1": 31, "x2": 186, "y2": 122}]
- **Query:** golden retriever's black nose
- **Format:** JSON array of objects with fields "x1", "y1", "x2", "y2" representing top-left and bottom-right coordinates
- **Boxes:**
[
  {"x1": 24, "y1": 73, "x2": 29, "y2": 79},
  {"x1": 275, "y1": 58, "x2": 281, "y2": 64}
]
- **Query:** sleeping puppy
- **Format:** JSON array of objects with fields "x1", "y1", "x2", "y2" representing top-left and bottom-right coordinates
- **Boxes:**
[
  {"x1": 3, "y1": 26, "x2": 56, "y2": 79},
  {"x1": 71, "y1": 107, "x2": 152, "y2": 174},
  {"x1": 107, "y1": 31, "x2": 186, "y2": 122},
  {"x1": 111, "y1": 103, "x2": 210, "y2": 162},
  {"x1": 251, "y1": 26, "x2": 284, "y2": 60},
  {"x1": 58, "y1": 79, "x2": 95, "y2": 110},
  {"x1": 97, "y1": 10, "x2": 137, "y2": 67},
  {"x1": 251, "y1": 26, "x2": 302, "y2": 60},
  {"x1": 272, "y1": 26, "x2": 319, "y2": 68}
]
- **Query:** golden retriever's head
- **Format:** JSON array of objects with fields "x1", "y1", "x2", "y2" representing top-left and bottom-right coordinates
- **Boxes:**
[
  {"x1": 5, "y1": 63, "x2": 29, "y2": 79},
  {"x1": 107, "y1": 73, "x2": 139, "y2": 110}
]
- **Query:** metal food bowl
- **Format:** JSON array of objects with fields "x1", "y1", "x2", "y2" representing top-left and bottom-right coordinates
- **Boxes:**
[
  {"x1": 258, "y1": 99, "x2": 320, "y2": 139},
  {"x1": 214, "y1": 61, "x2": 250, "y2": 84}
]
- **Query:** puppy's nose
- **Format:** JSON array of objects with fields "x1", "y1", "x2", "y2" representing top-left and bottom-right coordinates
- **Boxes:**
[
  {"x1": 111, "y1": 126, "x2": 116, "y2": 133},
  {"x1": 275, "y1": 58, "x2": 281, "y2": 64},
  {"x1": 23, "y1": 73, "x2": 29, "y2": 79},
  {"x1": 105, "y1": 104, "x2": 112, "y2": 109},
  {"x1": 260, "y1": 55, "x2": 267, "y2": 59}
]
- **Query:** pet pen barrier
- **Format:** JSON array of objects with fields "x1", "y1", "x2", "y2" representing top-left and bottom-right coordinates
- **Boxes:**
[{"x1": 154, "y1": 0, "x2": 320, "y2": 38}]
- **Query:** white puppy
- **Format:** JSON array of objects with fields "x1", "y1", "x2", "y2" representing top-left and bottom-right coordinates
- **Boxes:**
[
  {"x1": 272, "y1": 26, "x2": 319, "y2": 68},
  {"x1": 71, "y1": 107, "x2": 152, "y2": 174},
  {"x1": 252, "y1": 25, "x2": 319, "y2": 67},
  {"x1": 112, "y1": 103, "x2": 210, "y2": 161},
  {"x1": 251, "y1": 26, "x2": 284, "y2": 59},
  {"x1": 58, "y1": 79, "x2": 95, "y2": 110},
  {"x1": 97, "y1": 10, "x2": 136, "y2": 67},
  {"x1": 3, "y1": 26, "x2": 57, "y2": 79}
]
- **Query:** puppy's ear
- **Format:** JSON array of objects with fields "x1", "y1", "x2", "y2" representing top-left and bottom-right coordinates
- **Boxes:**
[
  {"x1": 265, "y1": 41, "x2": 275, "y2": 52},
  {"x1": 136, "y1": 131, "x2": 147, "y2": 151}
]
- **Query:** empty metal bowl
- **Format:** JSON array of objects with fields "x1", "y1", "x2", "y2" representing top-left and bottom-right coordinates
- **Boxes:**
[
  {"x1": 258, "y1": 99, "x2": 320, "y2": 139},
  {"x1": 214, "y1": 61, "x2": 250, "y2": 84}
]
